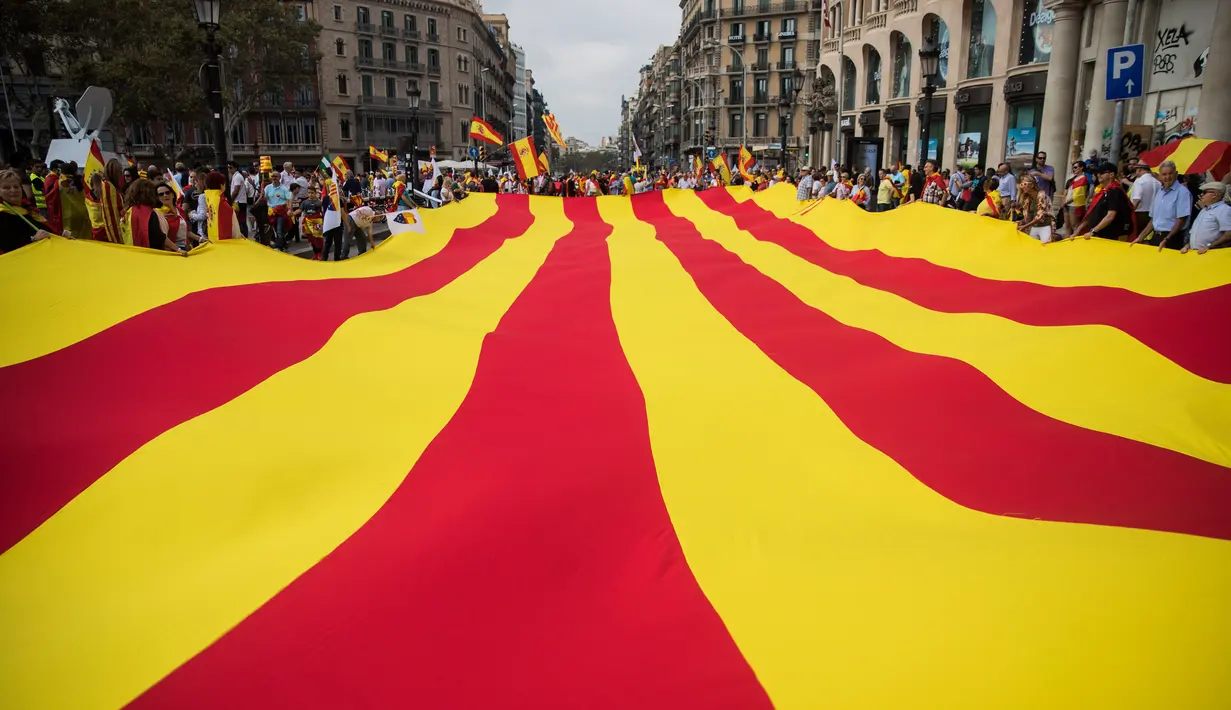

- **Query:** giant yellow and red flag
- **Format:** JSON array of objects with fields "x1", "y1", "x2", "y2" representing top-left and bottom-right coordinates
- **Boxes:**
[
  {"x1": 542, "y1": 112, "x2": 568, "y2": 150},
  {"x1": 1, "y1": 187, "x2": 1229, "y2": 710},
  {"x1": 469, "y1": 115, "x2": 504, "y2": 146},
  {"x1": 1138, "y1": 137, "x2": 1230, "y2": 179},
  {"x1": 510, "y1": 136, "x2": 540, "y2": 181}
]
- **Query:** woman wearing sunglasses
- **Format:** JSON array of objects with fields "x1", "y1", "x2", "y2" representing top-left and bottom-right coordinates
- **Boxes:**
[{"x1": 155, "y1": 180, "x2": 197, "y2": 251}]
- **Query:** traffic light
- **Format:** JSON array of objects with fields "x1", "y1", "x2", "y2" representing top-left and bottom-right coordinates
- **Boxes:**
[
  {"x1": 704, "y1": 129, "x2": 712, "y2": 147},
  {"x1": 478, "y1": 146, "x2": 487, "y2": 162}
]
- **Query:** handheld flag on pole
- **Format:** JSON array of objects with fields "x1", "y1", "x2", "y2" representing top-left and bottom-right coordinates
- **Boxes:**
[
  {"x1": 469, "y1": 116, "x2": 504, "y2": 146},
  {"x1": 510, "y1": 136, "x2": 540, "y2": 180},
  {"x1": 318, "y1": 155, "x2": 332, "y2": 173},
  {"x1": 693, "y1": 154, "x2": 704, "y2": 182},
  {"x1": 83, "y1": 139, "x2": 106, "y2": 198},
  {"x1": 738, "y1": 146, "x2": 757, "y2": 182},
  {"x1": 332, "y1": 155, "x2": 351, "y2": 176},
  {"x1": 710, "y1": 154, "x2": 732, "y2": 185},
  {"x1": 542, "y1": 113, "x2": 568, "y2": 150},
  {"x1": 164, "y1": 169, "x2": 184, "y2": 200},
  {"x1": 369, "y1": 145, "x2": 389, "y2": 163},
  {"x1": 536, "y1": 151, "x2": 550, "y2": 175},
  {"x1": 259, "y1": 156, "x2": 273, "y2": 173}
]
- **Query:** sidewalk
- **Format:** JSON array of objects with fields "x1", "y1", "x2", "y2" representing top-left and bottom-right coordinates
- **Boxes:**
[{"x1": 281, "y1": 224, "x2": 392, "y2": 260}]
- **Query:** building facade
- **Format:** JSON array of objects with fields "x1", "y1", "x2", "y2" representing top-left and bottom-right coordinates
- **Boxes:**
[
  {"x1": 638, "y1": 0, "x2": 1230, "y2": 175},
  {"x1": 511, "y1": 42, "x2": 528, "y2": 139},
  {"x1": 317, "y1": 0, "x2": 518, "y2": 168},
  {"x1": 815, "y1": 0, "x2": 1229, "y2": 174}
]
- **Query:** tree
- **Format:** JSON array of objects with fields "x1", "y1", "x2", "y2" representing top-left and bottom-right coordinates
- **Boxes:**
[{"x1": 48, "y1": 0, "x2": 320, "y2": 160}]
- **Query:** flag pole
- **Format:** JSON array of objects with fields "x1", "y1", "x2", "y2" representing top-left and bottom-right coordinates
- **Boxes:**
[{"x1": 835, "y1": 1, "x2": 844, "y2": 169}]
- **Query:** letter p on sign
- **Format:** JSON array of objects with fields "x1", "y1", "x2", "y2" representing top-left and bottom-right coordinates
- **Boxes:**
[{"x1": 1106, "y1": 44, "x2": 1145, "y2": 101}]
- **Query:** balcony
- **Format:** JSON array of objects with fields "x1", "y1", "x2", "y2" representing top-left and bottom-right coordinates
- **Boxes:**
[
  {"x1": 427, "y1": 63, "x2": 441, "y2": 75},
  {"x1": 729, "y1": 5, "x2": 745, "y2": 16},
  {"x1": 403, "y1": 28, "x2": 421, "y2": 39},
  {"x1": 751, "y1": 62, "x2": 771, "y2": 72},
  {"x1": 406, "y1": 62, "x2": 425, "y2": 73},
  {"x1": 427, "y1": 32, "x2": 440, "y2": 42},
  {"x1": 259, "y1": 144, "x2": 322, "y2": 154},
  {"x1": 892, "y1": 0, "x2": 918, "y2": 17},
  {"x1": 725, "y1": 96, "x2": 744, "y2": 106},
  {"x1": 427, "y1": 100, "x2": 444, "y2": 110},
  {"x1": 753, "y1": 33, "x2": 771, "y2": 43},
  {"x1": 378, "y1": 23, "x2": 397, "y2": 36},
  {"x1": 360, "y1": 95, "x2": 401, "y2": 107},
  {"x1": 728, "y1": 34, "x2": 745, "y2": 44},
  {"x1": 822, "y1": 37, "x2": 839, "y2": 53},
  {"x1": 778, "y1": 30, "x2": 797, "y2": 40},
  {"x1": 356, "y1": 21, "x2": 374, "y2": 34},
  {"x1": 777, "y1": 60, "x2": 797, "y2": 70},
  {"x1": 843, "y1": 26, "x2": 861, "y2": 43},
  {"x1": 867, "y1": 11, "x2": 888, "y2": 30},
  {"x1": 355, "y1": 55, "x2": 376, "y2": 69},
  {"x1": 726, "y1": 63, "x2": 745, "y2": 73}
]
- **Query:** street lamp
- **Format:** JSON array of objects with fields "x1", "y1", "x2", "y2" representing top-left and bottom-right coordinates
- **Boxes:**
[
  {"x1": 778, "y1": 66, "x2": 804, "y2": 173},
  {"x1": 406, "y1": 79, "x2": 421, "y2": 180},
  {"x1": 918, "y1": 37, "x2": 941, "y2": 169},
  {"x1": 193, "y1": 0, "x2": 228, "y2": 169}
]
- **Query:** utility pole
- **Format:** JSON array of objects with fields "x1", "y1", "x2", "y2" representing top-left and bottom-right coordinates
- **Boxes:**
[{"x1": 1109, "y1": 0, "x2": 1141, "y2": 166}]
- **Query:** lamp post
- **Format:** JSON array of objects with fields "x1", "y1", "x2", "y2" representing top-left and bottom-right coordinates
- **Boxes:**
[
  {"x1": 406, "y1": 79, "x2": 421, "y2": 179},
  {"x1": 917, "y1": 37, "x2": 941, "y2": 169},
  {"x1": 778, "y1": 66, "x2": 804, "y2": 173},
  {"x1": 193, "y1": 0, "x2": 228, "y2": 169}
]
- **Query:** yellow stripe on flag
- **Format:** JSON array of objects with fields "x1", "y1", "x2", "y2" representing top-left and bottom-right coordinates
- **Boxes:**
[
  {"x1": 600, "y1": 195, "x2": 1231, "y2": 710},
  {"x1": 0, "y1": 199, "x2": 496, "y2": 368},
  {"x1": 667, "y1": 190, "x2": 1231, "y2": 466},
  {"x1": 0, "y1": 197, "x2": 573, "y2": 710},
  {"x1": 746, "y1": 185, "x2": 1231, "y2": 296}
]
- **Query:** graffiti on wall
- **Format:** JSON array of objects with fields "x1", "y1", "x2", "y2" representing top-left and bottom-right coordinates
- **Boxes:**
[
  {"x1": 1149, "y1": 0, "x2": 1213, "y2": 93},
  {"x1": 1117, "y1": 125, "x2": 1153, "y2": 174}
]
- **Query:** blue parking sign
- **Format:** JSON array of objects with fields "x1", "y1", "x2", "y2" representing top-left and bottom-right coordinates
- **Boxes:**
[{"x1": 1106, "y1": 44, "x2": 1145, "y2": 101}]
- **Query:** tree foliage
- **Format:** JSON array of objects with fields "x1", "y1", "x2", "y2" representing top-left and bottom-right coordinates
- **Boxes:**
[{"x1": 5, "y1": 0, "x2": 320, "y2": 159}]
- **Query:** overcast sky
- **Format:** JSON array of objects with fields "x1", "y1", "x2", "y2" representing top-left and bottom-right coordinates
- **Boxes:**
[{"x1": 482, "y1": 0, "x2": 680, "y2": 145}]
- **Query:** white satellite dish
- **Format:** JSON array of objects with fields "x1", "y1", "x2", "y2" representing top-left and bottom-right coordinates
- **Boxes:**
[{"x1": 75, "y1": 86, "x2": 114, "y2": 138}]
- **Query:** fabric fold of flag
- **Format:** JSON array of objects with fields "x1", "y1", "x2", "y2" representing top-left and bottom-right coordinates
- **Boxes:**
[{"x1": 510, "y1": 136, "x2": 540, "y2": 181}]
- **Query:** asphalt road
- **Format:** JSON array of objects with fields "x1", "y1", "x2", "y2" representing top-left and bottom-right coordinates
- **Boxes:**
[{"x1": 283, "y1": 223, "x2": 392, "y2": 259}]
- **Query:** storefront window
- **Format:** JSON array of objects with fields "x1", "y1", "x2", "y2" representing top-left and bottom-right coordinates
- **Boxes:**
[
  {"x1": 926, "y1": 16, "x2": 950, "y2": 88},
  {"x1": 865, "y1": 48, "x2": 881, "y2": 105},
  {"x1": 967, "y1": 0, "x2": 996, "y2": 79},
  {"x1": 892, "y1": 33, "x2": 912, "y2": 99},
  {"x1": 917, "y1": 116, "x2": 944, "y2": 165},
  {"x1": 956, "y1": 108, "x2": 990, "y2": 169},
  {"x1": 843, "y1": 56, "x2": 857, "y2": 111},
  {"x1": 1005, "y1": 101, "x2": 1042, "y2": 163},
  {"x1": 1019, "y1": 0, "x2": 1054, "y2": 65}
]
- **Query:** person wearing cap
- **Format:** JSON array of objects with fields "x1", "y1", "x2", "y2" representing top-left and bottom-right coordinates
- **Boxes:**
[
  {"x1": 1073, "y1": 162, "x2": 1133, "y2": 240},
  {"x1": 1184, "y1": 181, "x2": 1231, "y2": 254},
  {"x1": 1128, "y1": 161, "x2": 1160, "y2": 233}
]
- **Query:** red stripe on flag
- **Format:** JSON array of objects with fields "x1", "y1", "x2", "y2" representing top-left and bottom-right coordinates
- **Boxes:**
[
  {"x1": 700, "y1": 189, "x2": 1231, "y2": 384},
  {"x1": 1187, "y1": 140, "x2": 1231, "y2": 177},
  {"x1": 638, "y1": 193, "x2": 1231, "y2": 541},
  {"x1": 1137, "y1": 140, "x2": 1182, "y2": 167},
  {"x1": 126, "y1": 198, "x2": 772, "y2": 710},
  {"x1": 0, "y1": 198, "x2": 535, "y2": 553}
]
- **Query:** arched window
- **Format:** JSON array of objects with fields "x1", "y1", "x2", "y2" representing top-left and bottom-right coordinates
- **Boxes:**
[
  {"x1": 1019, "y1": 0, "x2": 1055, "y2": 65},
  {"x1": 842, "y1": 56, "x2": 857, "y2": 111},
  {"x1": 337, "y1": 74, "x2": 348, "y2": 95},
  {"x1": 892, "y1": 32, "x2": 911, "y2": 99},
  {"x1": 925, "y1": 15, "x2": 950, "y2": 88},
  {"x1": 967, "y1": 0, "x2": 996, "y2": 78},
  {"x1": 865, "y1": 46, "x2": 881, "y2": 105}
]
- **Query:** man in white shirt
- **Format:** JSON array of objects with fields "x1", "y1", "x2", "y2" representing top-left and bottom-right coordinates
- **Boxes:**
[
  {"x1": 996, "y1": 163, "x2": 1017, "y2": 202},
  {"x1": 1129, "y1": 162, "x2": 1161, "y2": 230},
  {"x1": 1185, "y1": 181, "x2": 1231, "y2": 254},
  {"x1": 226, "y1": 160, "x2": 249, "y2": 238},
  {"x1": 281, "y1": 162, "x2": 296, "y2": 187}
]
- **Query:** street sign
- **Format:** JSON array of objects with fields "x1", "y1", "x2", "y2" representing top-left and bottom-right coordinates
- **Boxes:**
[
  {"x1": 1106, "y1": 44, "x2": 1145, "y2": 101},
  {"x1": 468, "y1": 146, "x2": 480, "y2": 159}
]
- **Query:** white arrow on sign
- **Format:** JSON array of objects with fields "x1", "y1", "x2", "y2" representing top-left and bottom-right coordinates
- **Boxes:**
[
  {"x1": 1112, "y1": 50, "x2": 1136, "y2": 80},
  {"x1": 1125, "y1": 79, "x2": 1135, "y2": 92}
]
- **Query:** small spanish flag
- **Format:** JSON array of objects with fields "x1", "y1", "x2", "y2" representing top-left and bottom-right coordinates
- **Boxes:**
[
  {"x1": 83, "y1": 139, "x2": 106, "y2": 198},
  {"x1": 204, "y1": 188, "x2": 236, "y2": 241},
  {"x1": 510, "y1": 136, "x2": 539, "y2": 180},
  {"x1": 738, "y1": 145, "x2": 757, "y2": 182},
  {"x1": 332, "y1": 155, "x2": 351, "y2": 176},
  {"x1": 368, "y1": 145, "x2": 389, "y2": 163},
  {"x1": 469, "y1": 116, "x2": 503, "y2": 146},
  {"x1": 710, "y1": 154, "x2": 732, "y2": 185}
]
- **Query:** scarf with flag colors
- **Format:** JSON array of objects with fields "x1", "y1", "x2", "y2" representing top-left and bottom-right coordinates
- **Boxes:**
[
  {"x1": 469, "y1": 116, "x2": 504, "y2": 146},
  {"x1": 204, "y1": 188, "x2": 237, "y2": 241},
  {"x1": 369, "y1": 146, "x2": 389, "y2": 163},
  {"x1": 2, "y1": 186, "x2": 1229, "y2": 710},
  {"x1": 510, "y1": 136, "x2": 540, "y2": 181},
  {"x1": 85, "y1": 179, "x2": 123, "y2": 243},
  {"x1": 542, "y1": 113, "x2": 568, "y2": 150},
  {"x1": 738, "y1": 146, "x2": 757, "y2": 182}
]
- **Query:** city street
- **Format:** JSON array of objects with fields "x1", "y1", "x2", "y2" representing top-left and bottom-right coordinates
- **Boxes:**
[{"x1": 283, "y1": 223, "x2": 391, "y2": 260}]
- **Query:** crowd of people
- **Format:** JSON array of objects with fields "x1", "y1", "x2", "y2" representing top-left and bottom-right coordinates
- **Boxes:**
[{"x1": 3, "y1": 150, "x2": 1229, "y2": 257}]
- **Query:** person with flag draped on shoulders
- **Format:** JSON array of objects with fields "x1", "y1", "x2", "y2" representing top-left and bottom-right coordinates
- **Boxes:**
[
  {"x1": 41, "y1": 160, "x2": 63, "y2": 235},
  {"x1": 976, "y1": 176, "x2": 1004, "y2": 219},
  {"x1": 86, "y1": 158, "x2": 125, "y2": 243},
  {"x1": 0, "y1": 168, "x2": 55, "y2": 252},
  {"x1": 921, "y1": 160, "x2": 948, "y2": 205},
  {"x1": 122, "y1": 178, "x2": 182, "y2": 253}
]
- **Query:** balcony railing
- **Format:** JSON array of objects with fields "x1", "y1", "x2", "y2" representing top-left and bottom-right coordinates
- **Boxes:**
[
  {"x1": 360, "y1": 95, "x2": 401, "y2": 106},
  {"x1": 778, "y1": 30, "x2": 797, "y2": 40},
  {"x1": 427, "y1": 63, "x2": 441, "y2": 75},
  {"x1": 866, "y1": 11, "x2": 888, "y2": 30},
  {"x1": 822, "y1": 37, "x2": 839, "y2": 53},
  {"x1": 751, "y1": 62, "x2": 771, "y2": 72},
  {"x1": 728, "y1": 34, "x2": 745, "y2": 44},
  {"x1": 725, "y1": 96, "x2": 744, "y2": 106},
  {"x1": 753, "y1": 33, "x2": 771, "y2": 43},
  {"x1": 777, "y1": 60, "x2": 797, "y2": 70},
  {"x1": 403, "y1": 28, "x2": 421, "y2": 39},
  {"x1": 893, "y1": 0, "x2": 918, "y2": 16},
  {"x1": 726, "y1": 63, "x2": 745, "y2": 73},
  {"x1": 356, "y1": 55, "x2": 375, "y2": 68},
  {"x1": 427, "y1": 100, "x2": 443, "y2": 109},
  {"x1": 378, "y1": 23, "x2": 397, "y2": 36},
  {"x1": 356, "y1": 21, "x2": 374, "y2": 33},
  {"x1": 259, "y1": 144, "x2": 322, "y2": 153},
  {"x1": 427, "y1": 32, "x2": 440, "y2": 42},
  {"x1": 843, "y1": 26, "x2": 861, "y2": 43}
]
